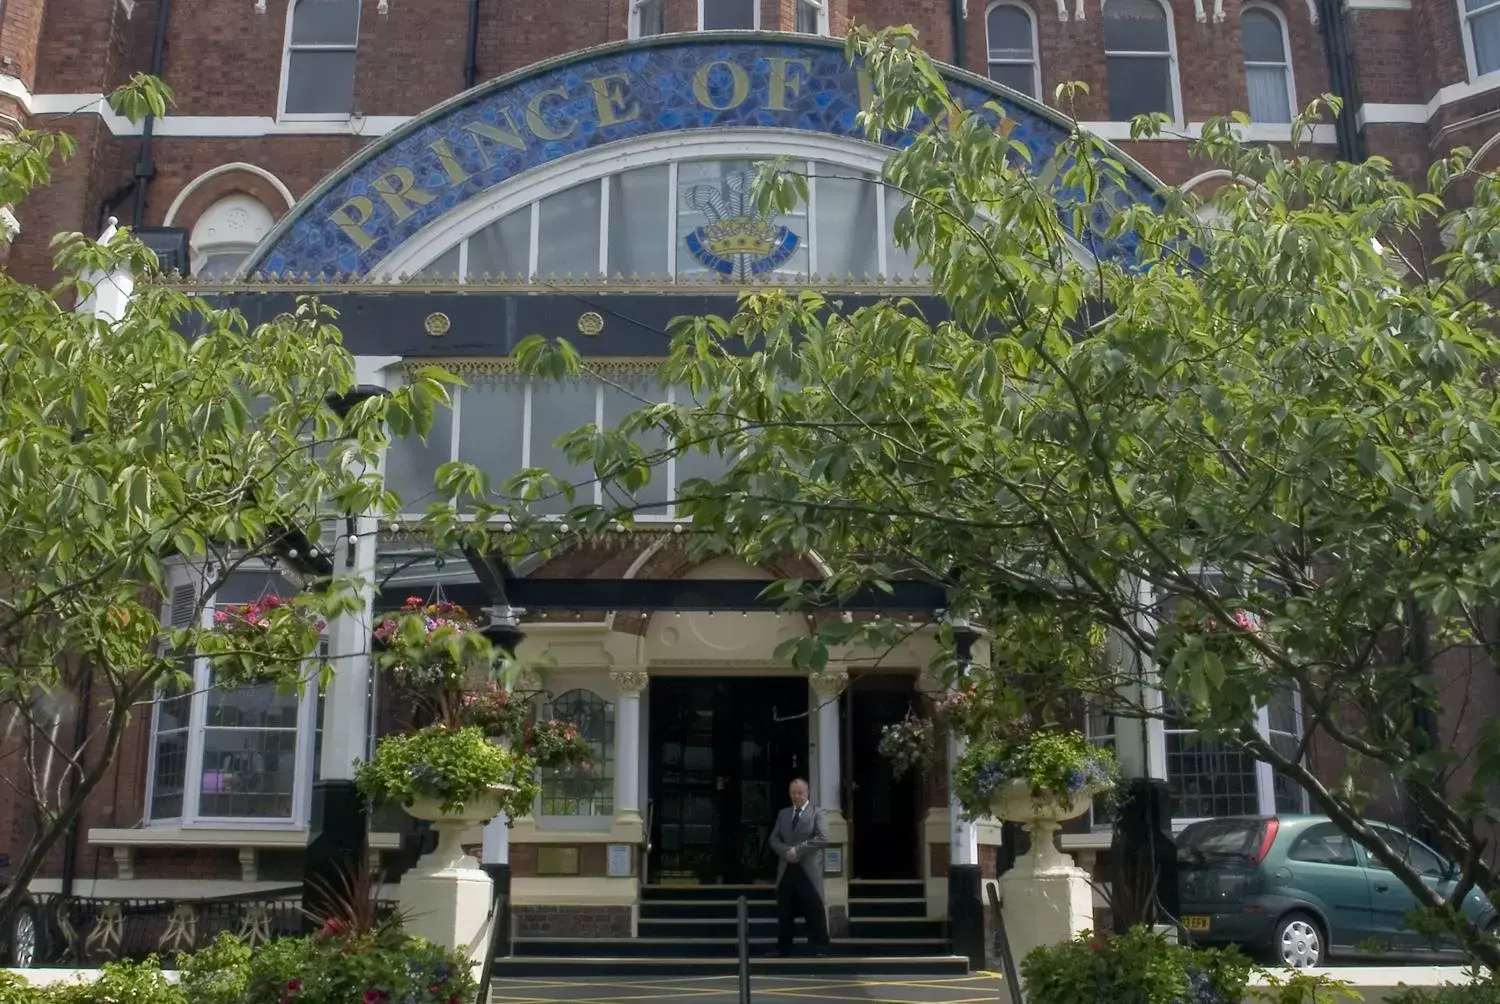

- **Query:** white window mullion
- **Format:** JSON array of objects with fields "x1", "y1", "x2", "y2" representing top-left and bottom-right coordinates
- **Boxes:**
[
  {"x1": 521, "y1": 381, "x2": 534, "y2": 469},
  {"x1": 665, "y1": 384, "x2": 678, "y2": 520},
  {"x1": 182, "y1": 652, "x2": 211, "y2": 825},
  {"x1": 527, "y1": 202, "x2": 541, "y2": 280},
  {"x1": 450, "y1": 385, "x2": 463, "y2": 464},
  {"x1": 593, "y1": 382, "x2": 605, "y2": 507},
  {"x1": 666, "y1": 161, "x2": 679, "y2": 279},
  {"x1": 598, "y1": 176, "x2": 611, "y2": 278},
  {"x1": 806, "y1": 161, "x2": 819, "y2": 278},
  {"x1": 1254, "y1": 703, "x2": 1276, "y2": 814},
  {"x1": 874, "y1": 181, "x2": 888, "y2": 277},
  {"x1": 457, "y1": 239, "x2": 470, "y2": 283}
]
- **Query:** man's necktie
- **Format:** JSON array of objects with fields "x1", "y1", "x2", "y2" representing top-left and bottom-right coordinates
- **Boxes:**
[{"x1": 792, "y1": 806, "x2": 803, "y2": 827}]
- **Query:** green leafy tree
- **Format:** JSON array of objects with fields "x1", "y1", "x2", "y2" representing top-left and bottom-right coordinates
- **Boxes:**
[
  {"x1": 0, "y1": 76, "x2": 454, "y2": 929},
  {"x1": 438, "y1": 27, "x2": 1500, "y2": 966}
]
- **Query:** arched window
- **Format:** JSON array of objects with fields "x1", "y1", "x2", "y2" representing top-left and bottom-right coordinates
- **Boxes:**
[
  {"x1": 190, "y1": 195, "x2": 276, "y2": 279},
  {"x1": 700, "y1": 0, "x2": 756, "y2": 29},
  {"x1": 1102, "y1": 0, "x2": 1178, "y2": 122},
  {"x1": 1463, "y1": 0, "x2": 1500, "y2": 76},
  {"x1": 281, "y1": 0, "x2": 360, "y2": 119},
  {"x1": 539, "y1": 689, "x2": 615, "y2": 818},
  {"x1": 986, "y1": 3, "x2": 1040, "y2": 99},
  {"x1": 1242, "y1": 6, "x2": 1294, "y2": 123}
]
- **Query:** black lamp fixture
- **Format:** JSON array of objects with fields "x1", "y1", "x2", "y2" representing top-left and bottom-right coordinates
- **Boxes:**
[
  {"x1": 480, "y1": 603, "x2": 526, "y2": 658},
  {"x1": 326, "y1": 383, "x2": 391, "y2": 419}
]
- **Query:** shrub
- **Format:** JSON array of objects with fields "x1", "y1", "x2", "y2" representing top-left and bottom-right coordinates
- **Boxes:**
[
  {"x1": 178, "y1": 932, "x2": 251, "y2": 1004},
  {"x1": 46, "y1": 958, "x2": 186, "y2": 1004},
  {"x1": 1389, "y1": 979, "x2": 1500, "y2": 1004},
  {"x1": 244, "y1": 930, "x2": 476, "y2": 1004},
  {"x1": 1022, "y1": 926, "x2": 1253, "y2": 1004}
]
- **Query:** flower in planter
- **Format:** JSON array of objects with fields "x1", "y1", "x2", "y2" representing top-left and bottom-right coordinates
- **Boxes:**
[
  {"x1": 525, "y1": 718, "x2": 594, "y2": 769},
  {"x1": 460, "y1": 684, "x2": 530, "y2": 739},
  {"x1": 1022, "y1": 926, "x2": 1252, "y2": 1004},
  {"x1": 952, "y1": 729, "x2": 1118, "y2": 818},
  {"x1": 877, "y1": 711, "x2": 937, "y2": 778},
  {"x1": 355, "y1": 724, "x2": 540, "y2": 818}
]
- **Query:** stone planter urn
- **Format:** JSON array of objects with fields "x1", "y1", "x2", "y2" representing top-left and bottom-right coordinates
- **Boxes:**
[
  {"x1": 398, "y1": 785, "x2": 517, "y2": 979},
  {"x1": 992, "y1": 777, "x2": 1112, "y2": 976},
  {"x1": 989, "y1": 778, "x2": 1110, "y2": 875}
]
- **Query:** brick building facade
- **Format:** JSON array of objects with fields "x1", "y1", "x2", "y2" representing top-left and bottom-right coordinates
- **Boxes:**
[{"x1": 0, "y1": 0, "x2": 1496, "y2": 969}]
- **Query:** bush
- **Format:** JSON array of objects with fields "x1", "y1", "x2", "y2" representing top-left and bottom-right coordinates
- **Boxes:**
[
  {"x1": 45, "y1": 958, "x2": 186, "y2": 1004},
  {"x1": 1022, "y1": 926, "x2": 1253, "y2": 1004},
  {"x1": 0, "y1": 930, "x2": 474, "y2": 1004},
  {"x1": 178, "y1": 932, "x2": 251, "y2": 1004},
  {"x1": 245, "y1": 930, "x2": 476, "y2": 1004},
  {"x1": 1389, "y1": 979, "x2": 1500, "y2": 1004}
]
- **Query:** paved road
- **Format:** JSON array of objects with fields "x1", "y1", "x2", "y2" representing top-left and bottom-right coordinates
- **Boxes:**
[{"x1": 491, "y1": 973, "x2": 1008, "y2": 1004}]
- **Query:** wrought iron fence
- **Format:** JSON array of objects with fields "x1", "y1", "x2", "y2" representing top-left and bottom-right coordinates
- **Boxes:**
[{"x1": 30, "y1": 887, "x2": 401, "y2": 966}]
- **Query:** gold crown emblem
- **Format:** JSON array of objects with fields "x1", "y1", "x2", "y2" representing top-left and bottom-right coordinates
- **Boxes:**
[{"x1": 701, "y1": 217, "x2": 779, "y2": 257}]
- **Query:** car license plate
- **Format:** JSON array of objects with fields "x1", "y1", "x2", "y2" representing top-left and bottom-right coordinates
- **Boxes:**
[{"x1": 1182, "y1": 916, "x2": 1211, "y2": 932}]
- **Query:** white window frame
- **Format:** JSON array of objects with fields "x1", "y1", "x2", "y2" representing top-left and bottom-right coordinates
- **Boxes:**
[
  {"x1": 796, "y1": 0, "x2": 830, "y2": 33},
  {"x1": 1461, "y1": 0, "x2": 1500, "y2": 79},
  {"x1": 698, "y1": 0, "x2": 760, "y2": 30},
  {"x1": 1101, "y1": 0, "x2": 1184, "y2": 126},
  {"x1": 985, "y1": 1, "x2": 1042, "y2": 101},
  {"x1": 535, "y1": 686, "x2": 617, "y2": 829},
  {"x1": 278, "y1": 0, "x2": 361, "y2": 122},
  {"x1": 189, "y1": 194, "x2": 277, "y2": 279},
  {"x1": 144, "y1": 561, "x2": 321, "y2": 830},
  {"x1": 629, "y1": 0, "x2": 667, "y2": 38},
  {"x1": 1240, "y1": 3, "x2": 1296, "y2": 123},
  {"x1": 1159, "y1": 688, "x2": 1309, "y2": 826},
  {"x1": 1083, "y1": 705, "x2": 1116, "y2": 831}
]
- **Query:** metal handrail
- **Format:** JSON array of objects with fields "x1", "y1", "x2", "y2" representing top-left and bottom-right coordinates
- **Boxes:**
[
  {"x1": 736, "y1": 895, "x2": 750, "y2": 1004},
  {"x1": 474, "y1": 867, "x2": 510, "y2": 1004},
  {"x1": 642, "y1": 798, "x2": 655, "y2": 885}
]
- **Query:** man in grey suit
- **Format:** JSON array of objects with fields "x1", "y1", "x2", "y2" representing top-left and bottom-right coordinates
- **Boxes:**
[{"x1": 767, "y1": 777, "x2": 830, "y2": 956}]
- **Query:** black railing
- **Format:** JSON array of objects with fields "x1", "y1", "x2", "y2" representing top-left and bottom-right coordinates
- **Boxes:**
[
  {"x1": 474, "y1": 863, "x2": 512, "y2": 1003},
  {"x1": 29, "y1": 887, "x2": 401, "y2": 967},
  {"x1": 736, "y1": 895, "x2": 750, "y2": 1004},
  {"x1": 985, "y1": 884, "x2": 1024, "y2": 1004}
]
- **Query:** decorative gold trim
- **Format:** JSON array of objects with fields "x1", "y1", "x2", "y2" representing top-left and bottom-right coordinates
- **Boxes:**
[
  {"x1": 577, "y1": 311, "x2": 605, "y2": 336},
  {"x1": 400, "y1": 357, "x2": 663, "y2": 377},
  {"x1": 146, "y1": 272, "x2": 935, "y2": 294},
  {"x1": 423, "y1": 311, "x2": 451, "y2": 337}
]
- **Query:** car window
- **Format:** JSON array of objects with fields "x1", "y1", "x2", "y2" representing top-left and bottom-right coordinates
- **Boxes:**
[
  {"x1": 1288, "y1": 824, "x2": 1358, "y2": 866},
  {"x1": 1178, "y1": 818, "x2": 1262, "y2": 859},
  {"x1": 1368, "y1": 827, "x2": 1447, "y2": 878}
]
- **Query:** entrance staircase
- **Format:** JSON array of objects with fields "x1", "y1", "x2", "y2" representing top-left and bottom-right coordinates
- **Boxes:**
[{"x1": 493, "y1": 879, "x2": 967, "y2": 976}]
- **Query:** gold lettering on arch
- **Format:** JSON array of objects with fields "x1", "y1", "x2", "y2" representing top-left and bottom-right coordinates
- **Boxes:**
[
  {"x1": 526, "y1": 85, "x2": 577, "y2": 141},
  {"x1": 692, "y1": 59, "x2": 750, "y2": 112}
]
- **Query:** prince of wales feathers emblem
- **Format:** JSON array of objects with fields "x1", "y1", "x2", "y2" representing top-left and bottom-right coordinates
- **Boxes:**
[{"x1": 682, "y1": 170, "x2": 800, "y2": 279}]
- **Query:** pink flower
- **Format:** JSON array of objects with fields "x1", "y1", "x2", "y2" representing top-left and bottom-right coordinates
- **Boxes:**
[
  {"x1": 363, "y1": 990, "x2": 386, "y2": 1004},
  {"x1": 287, "y1": 978, "x2": 302, "y2": 990}
]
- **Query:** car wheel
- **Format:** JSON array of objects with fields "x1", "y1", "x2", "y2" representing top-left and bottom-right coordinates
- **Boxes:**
[
  {"x1": 6, "y1": 902, "x2": 40, "y2": 968},
  {"x1": 1274, "y1": 912, "x2": 1325, "y2": 968}
]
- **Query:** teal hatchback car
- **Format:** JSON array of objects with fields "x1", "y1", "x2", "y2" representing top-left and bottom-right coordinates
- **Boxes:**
[{"x1": 1176, "y1": 815, "x2": 1497, "y2": 967}]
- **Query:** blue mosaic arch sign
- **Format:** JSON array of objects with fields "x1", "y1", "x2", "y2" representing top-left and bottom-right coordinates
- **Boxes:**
[{"x1": 247, "y1": 33, "x2": 1165, "y2": 279}]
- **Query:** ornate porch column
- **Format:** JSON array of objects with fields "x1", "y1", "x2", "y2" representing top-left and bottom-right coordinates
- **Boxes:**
[
  {"x1": 810, "y1": 667, "x2": 850, "y2": 934},
  {"x1": 305, "y1": 358, "x2": 398, "y2": 923},
  {"x1": 611, "y1": 667, "x2": 649, "y2": 832}
]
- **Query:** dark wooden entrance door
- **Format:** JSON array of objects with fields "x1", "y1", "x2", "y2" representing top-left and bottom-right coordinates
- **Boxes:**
[
  {"x1": 850, "y1": 678, "x2": 922, "y2": 879},
  {"x1": 649, "y1": 676, "x2": 808, "y2": 885}
]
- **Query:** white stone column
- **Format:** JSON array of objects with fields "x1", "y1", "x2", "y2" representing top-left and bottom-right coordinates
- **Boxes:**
[
  {"x1": 611, "y1": 668, "x2": 648, "y2": 830},
  {"x1": 810, "y1": 668, "x2": 850, "y2": 928},
  {"x1": 947, "y1": 731, "x2": 979, "y2": 867}
]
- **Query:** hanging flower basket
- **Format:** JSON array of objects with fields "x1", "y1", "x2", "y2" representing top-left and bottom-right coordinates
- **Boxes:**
[
  {"x1": 204, "y1": 594, "x2": 327, "y2": 690},
  {"x1": 525, "y1": 719, "x2": 593, "y2": 769},
  {"x1": 460, "y1": 684, "x2": 530, "y2": 741},
  {"x1": 373, "y1": 596, "x2": 492, "y2": 695},
  {"x1": 877, "y1": 712, "x2": 938, "y2": 778}
]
